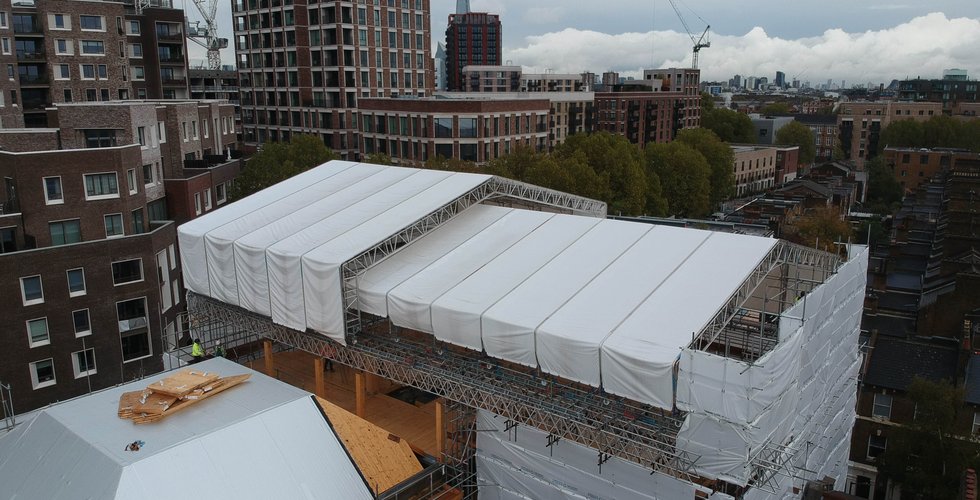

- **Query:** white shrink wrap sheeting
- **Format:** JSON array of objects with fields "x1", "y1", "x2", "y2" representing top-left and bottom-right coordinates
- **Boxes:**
[
  {"x1": 602, "y1": 233, "x2": 778, "y2": 410},
  {"x1": 430, "y1": 215, "x2": 601, "y2": 351},
  {"x1": 480, "y1": 221, "x2": 652, "y2": 367},
  {"x1": 300, "y1": 173, "x2": 493, "y2": 338},
  {"x1": 386, "y1": 210, "x2": 553, "y2": 338},
  {"x1": 535, "y1": 226, "x2": 712, "y2": 386},
  {"x1": 357, "y1": 205, "x2": 512, "y2": 317},
  {"x1": 178, "y1": 161, "x2": 358, "y2": 297}
]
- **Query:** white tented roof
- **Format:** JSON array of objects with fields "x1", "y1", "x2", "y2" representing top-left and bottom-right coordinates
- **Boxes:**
[
  {"x1": 0, "y1": 358, "x2": 372, "y2": 500},
  {"x1": 179, "y1": 162, "x2": 778, "y2": 409}
]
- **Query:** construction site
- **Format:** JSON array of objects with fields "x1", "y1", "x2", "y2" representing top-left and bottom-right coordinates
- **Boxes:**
[{"x1": 169, "y1": 160, "x2": 866, "y2": 499}]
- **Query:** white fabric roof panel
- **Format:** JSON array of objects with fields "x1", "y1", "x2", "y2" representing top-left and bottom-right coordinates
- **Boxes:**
[
  {"x1": 178, "y1": 162, "x2": 359, "y2": 296},
  {"x1": 386, "y1": 209, "x2": 554, "y2": 339},
  {"x1": 234, "y1": 165, "x2": 416, "y2": 317},
  {"x1": 534, "y1": 226, "x2": 713, "y2": 386},
  {"x1": 480, "y1": 220, "x2": 653, "y2": 366},
  {"x1": 357, "y1": 205, "x2": 513, "y2": 318},
  {"x1": 301, "y1": 172, "x2": 493, "y2": 337},
  {"x1": 205, "y1": 162, "x2": 380, "y2": 307},
  {"x1": 429, "y1": 214, "x2": 602, "y2": 350},
  {"x1": 600, "y1": 232, "x2": 778, "y2": 409}
]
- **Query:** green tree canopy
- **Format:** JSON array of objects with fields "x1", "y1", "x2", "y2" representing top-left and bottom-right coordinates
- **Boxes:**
[
  {"x1": 701, "y1": 108, "x2": 756, "y2": 143},
  {"x1": 555, "y1": 132, "x2": 648, "y2": 215},
  {"x1": 230, "y1": 134, "x2": 338, "y2": 200},
  {"x1": 675, "y1": 128, "x2": 736, "y2": 207},
  {"x1": 878, "y1": 378, "x2": 980, "y2": 499},
  {"x1": 363, "y1": 152, "x2": 393, "y2": 165},
  {"x1": 700, "y1": 92, "x2": 715, "y2": 112},
  {"x1": 644, "y1": 142, "x2": 712, "y2": 217},
  {"x1": 864, "y1": 157, "x2": 904, "y2": 214},
  {"x1": 878, "y1": 115, "x2": 980, "y2": 152},
  {"x1": 775, "y1": 121, "x2": 816, "y2": 164},
  {"x1": 760, "y1": 102, "x2": 792, "y2": 116}
]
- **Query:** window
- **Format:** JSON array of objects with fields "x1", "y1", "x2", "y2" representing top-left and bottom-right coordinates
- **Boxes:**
[
  {"x1": 50, "y1": 219, "x2": 81, "y2": 245},
  {"x1": 84, "y1": 172, "x2": 119, "y2": 199},
  {"x1": 97, "y1": 64, "x2": 107, "y2": 79},
  {"x1": 118, "y1": 297, "x2": 150, "y2": 361},
  {"x1": 112, "y1": 258, "x2": 143, "y2": 285},
  {"x1": 127, "y1": 169, "x2": 137, "y2": 194},
  {"x1": 1, "y1": 227, "x2": 16, "y2": 253},
  {"x1": 0, "y1": 12, "x2": 7, "y2": 29},
  {"x1": 27, "y1": 317, "x2": 49, "y2": 347},
  {"x1": 132, "y1": 66, "x2": 144, "y2": 80},
  {"x1": 80, "y1": 40, "x2": 105, "y2": 55},
  {"x1": 21, "y1": 275, "x2": 43, "y2": 305},
  {"x1": 43, "y1": 176, "x2": 63, "y2": 204},
  {"x1": 86, "y1": 88, "x2": 97, "y2": 101},
  {"x1": 55, "y1": 63, "x2": 69, "y2": 80},
  {"x1": 54, "y1": 39, "x2": 70, "y2": 55},
  {"x1": 79, "y1": 15, "x2": 103, "y2": 31},
  {"x1": 0, "y1": 37, "x2": 9, "y2": 55},
  {"x1": 81, "y1": 64, "x2": 95, "y2": 80},
  {"x1": 132, "y1": 208, "x2": 144, "y2": 234},
  {"x1": 191, "y1": 120, "x2": 198, "y2": 139},
  {"x1": 215, "y1": 183, "x2": 226, "y2": 204},
  {"x1": 194, "y1": 193, "x2": 202, "y2": 215},
  {"x1": 104, "y1": 213, "x2": 124, "y2": 237},
  {"x1": 72, "y1": 349, "x2": 97, "y2": 378},
  {"x1": 137, "y1": 126, "x2": 146, "y2": 147},
  {"x1": 84, "y1": 129, "x2": 116, "y2": 148},
  {"x1": 128, "y1": 20, "x2": 140, "y2": 34},
  {"x1": 974, "y1": 412, "x2": 980, "y2": 435},
  {"x1": 157, "y1": 121, "x2": 166, "y2": 143},
  {"x1": 73, "y1": 309, "x2": 91, "y2": 337},
  {"x1": 130, "y1": 43, "x2": 142, "y2": 58},
  {"x1": 67, "y1": 268, "x2": 86, "y2": 296},
  {"x1": 142, "y1": 164, "x2": 153, "y2": 185},
  {"x1": 30, "y1": 358, "x2": 56, "y2": 389},
  {"x1": 867, "y1": 435, "x2": 886, "y2": 460},
  {"x1": 204, "y1": 188, "x2": 212, "y2": 210}
]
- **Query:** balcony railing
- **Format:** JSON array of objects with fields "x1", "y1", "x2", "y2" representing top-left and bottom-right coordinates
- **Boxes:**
[
  {"x1": 18, "y1": 74, "x2": 48, "y2": 85},
  {"x1": 158, "y1": 55, "x2": 185, "y2": 63},
  {"x1": 15, "y1": 50, "x2": 45, "y2": 61},
  {"x1": 156, "y1": 31, "x2": 183, "y2": 41},
  {"x1": 162, "y1": 78, "x2": 186, "y2": 85}
]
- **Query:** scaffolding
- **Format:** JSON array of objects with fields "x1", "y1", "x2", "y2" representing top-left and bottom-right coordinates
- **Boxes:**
[{"x1": 0, "y1": 382, "x2": 13, "y2": 432}]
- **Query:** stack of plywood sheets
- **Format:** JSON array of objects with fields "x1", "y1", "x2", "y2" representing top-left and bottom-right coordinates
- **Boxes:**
[
  {"x1": 118, "y1": 370, "x2": 250, "y2": 424},
  {"x1": 316, "y1": 396, "x2": 423, "y2": 494}
]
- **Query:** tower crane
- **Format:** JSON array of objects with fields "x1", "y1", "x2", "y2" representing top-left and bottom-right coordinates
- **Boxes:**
[
  {"x1": 185, "y1": 0, "x2": 228, "y2": 69},
  {"x1": 666, "y1": 0, "x2": 710, "y2": 69}
]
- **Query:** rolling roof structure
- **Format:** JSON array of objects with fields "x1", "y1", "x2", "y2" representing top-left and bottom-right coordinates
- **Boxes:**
[{"x1": 180, "y1": 161, "x2": 868, "y2": 498}]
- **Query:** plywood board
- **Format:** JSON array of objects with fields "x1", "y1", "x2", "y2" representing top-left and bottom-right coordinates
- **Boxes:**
[
  {"x1": 146, "y1": 369, "x2": 221, "y2": 398},
  {"x1": 118, "y1": 391, "x2": 143, "y2": 419},
  {"x1": 316, "y1": 396, "x2": 423, "y2": 494},
  {"x1": 132, "y1": 392, "x2": 178, "y2": 415}
]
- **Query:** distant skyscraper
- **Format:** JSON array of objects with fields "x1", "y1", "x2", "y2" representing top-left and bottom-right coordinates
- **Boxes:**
[
  {"x1": 733, "y1": 74, "x2": 742, "y2": 88},
  {"x1": 775, "y1": 71, "x2": 786, "y2": 88},
  {"x1": 435, "y1": 43, "x2": 448, "y2": 90},
  {"x1": 445, "y1": 12, "x2": 502, "y2": 91},
  {"x1": 456, "y1": 0, "x2": 470, "y2": 14}
]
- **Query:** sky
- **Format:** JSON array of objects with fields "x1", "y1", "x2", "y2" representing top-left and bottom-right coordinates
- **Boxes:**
[{"x1": 193, "y1": 0, "x2": 980, "y2": 86}]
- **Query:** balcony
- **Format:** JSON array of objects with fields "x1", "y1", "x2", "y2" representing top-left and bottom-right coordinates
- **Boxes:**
[
  {"x1": 158, "y1": 54, "x2": 186, "y2": 63},
  {"x1": 13, "y1": 22, "x2": 42, "y2": 35},
  {"x1": 156, "y1": 31, "x2": 184, "y2": 41},
  {"x1": 18, "y1": 74, "x2": 48, "y2": 85},
  {"x1": 162, "y1": 78, "x2": 187, "y2": 86},
  {"x1": 15, "y1": 50, "x2": 45, "y2": 62}
]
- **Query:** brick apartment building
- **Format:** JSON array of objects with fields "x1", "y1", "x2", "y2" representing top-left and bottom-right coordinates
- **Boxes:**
[
  {"x1": 898, "y1": 73, "x2": 979, "y2": 115},
  {"x1": 0, "y1": 99, "x2": 239, "y2": 413},
  {"x1": 594, "y1": 71, "x2": 700, "y2": 149},
  {"x1": 444, "y1": 10, "x2": 500, "y2": 91},
  {"x1": 731, "y1": 144, "x2": 779, "y2": 196},
  {"x1": 459, "y1": 64, "x2": 519, "y2": 92},
  {"x1": 357, "y1": 96, "x2": 548, "y2": 164},
  {"x1": 0, "y1": 0, "x2": 189, "y2": 128},
  {"x1": 233, "y1": 0, "x2": 433, "y2": 157},
  {"x1": 836, "y1": 101, "x2": 942, "y2": 168},
  {"x1": 882, "y1": 146, "x2": 979, "y2": 194},
  {"x1": 794, "y1": 113, "x2": 838, "y2": 162}
]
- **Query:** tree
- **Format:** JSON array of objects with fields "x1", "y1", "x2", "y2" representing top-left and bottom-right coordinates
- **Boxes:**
[
  {"x1": 775, "y1": 121, "x2": 816, "y2": 164},
  {"x1": 700, "y1": 91, "x2": 715, "y2": 112},
  {"x1": 864, "y1": 157, "x2": 904, "y2": 214},
  {"x1": 675, "y1": 128, "x2": 736, "y2": 207},
  {"x1": 364, "y1": 152, "x2": 393, "y2": 165},
  {"x1": 422, "y1": 155, "x2": 479, "y2": 173},
  {"x1": 644, "y1": 142, "x2": 712, "y2": 217},
  {"x1": 878, "y1": 378, "x2": 980, "y2": 499},
  {"x1": 792, "y1": 207, "x2": 852, "y2": 251},
  {"x1": 760, "y1": 102, "x2": 791, "y2": 116},
  {"x1": 230, "y1": 134, "x2": 338, "y2": 200},
  {"x1": 556, "y1": 132, "x2": 647, "y2": 215},
  {"x1": 701, "y1": 108, "x2": 756, "y2": 143},
  {"x1": 878, "y1": 119, "x2": 924, "y2": 152}
]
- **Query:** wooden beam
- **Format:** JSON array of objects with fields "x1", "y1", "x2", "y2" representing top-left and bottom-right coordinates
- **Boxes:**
[
  {"x1": 355, "y1": 371, "x2": 366, "y2": 417},
  {"x1": 263, "y1": 340, "x2": 274, "y2": 376},
  {"x1": 365, "y1": 372, "x2": 380, "y2": 395},
  {"x1": 435, "y1": 399, "x2": 444, "y2": 461},
  {"x1": 314, "y1": 357, "x2": 325, "y2": 398}
]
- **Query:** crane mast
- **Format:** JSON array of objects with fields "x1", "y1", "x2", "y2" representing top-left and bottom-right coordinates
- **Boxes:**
[
  {"x1": 666, "y1": 0, "x2": 710, "y2": 69},
  {"x1": 186, "y1": 0, "x2": 227, "y2": 69}
]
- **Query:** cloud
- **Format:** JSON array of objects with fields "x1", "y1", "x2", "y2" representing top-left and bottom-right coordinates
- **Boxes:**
[
  {"x1": 504, "y1": 12, "x2": 980, "y2": 84},
  {"x1": 866, "y1": 4, "x2": 914, "y2": 10},
  {"x1": 523, "y1": 7, "x2": 565, "y2": 25}
]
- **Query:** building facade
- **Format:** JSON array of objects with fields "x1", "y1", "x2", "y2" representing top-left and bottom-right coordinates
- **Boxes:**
[
  {"x1": 731, "y1": 144, "x2": 778, "y2": 196},
  {"x1": 643, "y1": 68, "x2": 701, "y2": 129},
  {"x1": 837, "y1": 101, "x2": 943, "y2": 167},
  {"x1": 233, "y1": 0, "x2": 433, "y2": 156},
  {"x1": 0, "y1": 100, "x2": 240, "y2": 413},
  {"x1": 881, "y1": 146, "x2": 977, "y2": 194},
  {"x1": 444, "y1": 11, "x2": 499, "y2": 91},
  {"x1": 358, "y1": 97, "x2": 548, "y2": 164},
  {"x1": 0, "y1": 0, "x2": 189, "y2": 128},
  {"x1": 794, "y1": 113, "x2": 838, "y2": 162},
  {"x1": 594, "y1": 77, "x2": 699, "y2": 149},
  {"x1": 898, "y1": 75, "x2": 979, "y2": 114},
  {"x1": 459, "y1": 64, "x2": 519, "y2": 92}
]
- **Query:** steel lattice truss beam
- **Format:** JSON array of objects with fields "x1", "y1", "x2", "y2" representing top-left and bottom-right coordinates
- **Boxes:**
[
  {"x1": 188, "y1": 293, "x2": 702, "y2": 482},
  {"x1": 340, "y1": 177, "x2": 606, "y2": 336}
]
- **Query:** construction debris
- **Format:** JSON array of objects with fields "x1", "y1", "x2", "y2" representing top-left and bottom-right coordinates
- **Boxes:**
[{"x1": 118, "y1": 370, "x2": 250, "y2": 425}]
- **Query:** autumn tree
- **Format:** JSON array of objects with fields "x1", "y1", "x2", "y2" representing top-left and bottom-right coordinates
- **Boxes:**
[
  {"x1": 644, "y1": 142, "x2": 712, "y2": 217},
  {"x1": 364, "y1": 152, "x2": 393, "y2": 165},
  {"x1": 675, "y1": 128, "x2": 736, "y2": 206},
  {"x1": 877, "y1": 378, "x2": 980, "y2": 499},
  {"x1": 701, "y1": 108, "x2": 756, "y2": 143},
  {"x1": 230, "y1": 134, "x2": 338, "y2": 200},
  {"x1": 775, "y1": 121, "x2": 816, "y2": 164},
  {"x1": 555, "y1": 132, "x2": 648, "y2": 215},
  {"x1": 792, "y1": 207, "x2": 853, "y2": 251}
]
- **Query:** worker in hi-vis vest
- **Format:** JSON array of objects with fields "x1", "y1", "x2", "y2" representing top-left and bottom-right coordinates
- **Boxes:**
[{"x1": 191, "y1": 339, "x2": 205, "y2": 363}]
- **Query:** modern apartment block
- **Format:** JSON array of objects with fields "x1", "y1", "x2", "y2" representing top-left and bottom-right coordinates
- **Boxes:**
[
  {"x1": 233, "y1": 0, "x2": 433, "y2": 156},
  {"x1": 0, "y1": 99, "x2": 240, "y2": 413},
  {"x1": 642, "y1": 68, "x2": 701, "y2": 129},
  {"x1": 731, "y1": 144, "x2": 779, "y2": 196},
  {"x1": 594, "y1": 72, "x2": 700, "y2": 149},
  {"x1": 836, "y1": 101, "x2": 942, "y2": 167},
  {"x1": 898, "y1": 72, "x2": 979, "y2": 114},
  {"x1": 0, "y1": 0, "x2": 189, "y2": 128},
  {"x1": 444, "y1": 11, "x2": 500, "y2": 91},
  {"x1": 358, "y1": 96, "x2": 548, "y2": 164},
  {"x1": 459, "y1": 64, "x2": 519, "y2": 92}
]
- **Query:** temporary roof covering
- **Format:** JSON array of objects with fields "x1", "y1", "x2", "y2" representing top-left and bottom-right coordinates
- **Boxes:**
[
  {"x1": 0, "y1": 358, "x2": 372, "y2": 500},
  {"x1": 179, "y1": 162, "x2": 779, "y2": 409}
]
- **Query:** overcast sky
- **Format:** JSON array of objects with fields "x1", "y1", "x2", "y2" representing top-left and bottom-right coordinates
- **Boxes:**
[{"x1": 196, "y1": 0, "x2": 980, "y2": 85}]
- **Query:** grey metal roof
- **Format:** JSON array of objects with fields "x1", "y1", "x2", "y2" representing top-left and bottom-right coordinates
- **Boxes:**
[
  {"x1": 864, "y1": 337, "x2": 958, "y2": 391},
  {"x1": 0, "y1": 358, "x2": 373, "y2": 500},
  {"x1": 965, "y1": 355, "x2": 980, "y2": 406}
]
